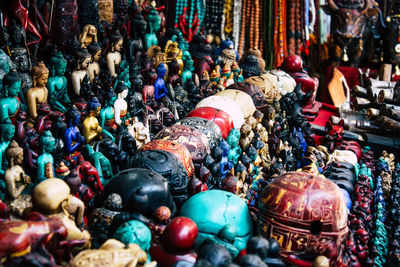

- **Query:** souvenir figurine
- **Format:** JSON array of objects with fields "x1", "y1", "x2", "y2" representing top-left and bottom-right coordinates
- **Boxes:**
[
  {"x1": 4, "y1": 140, "x2": 30, "y2": 199},
  {"x1": 114, "y1": 82, "x2": 129, "y2": 127},
  {"x1": 99, "y1": 89, "x2": 117, "y2": 141},
  {"x1": 0, "y1": 49, "x2": 13, "y2": 89},
  {"x1": 149, "y1": 217, "x2": 198, "y2": 267},
  {"x1": 79, "y1": 24, "x2": 98, "y2": 48},
  {"x1": 127, "y1": 117, "x2": 151, "y2": 150},
  {"x1": 154, "y1": 63, "x2": 169, "y2": 101},
  {"x1": 106, "y1": 30, "x2": 123, "y2": 77},
  {"x1": 26, "y1": 61, "x2": 49, "y2": 127},
  {"x1": 87, "y1": 42, "x2": 102, "y2": 83},
  {"x1": 64, "y1": 106, "x2": 85, "y2": 160},
  {"x1": 165, "y1": 39, "x2": 184, "y2": 74},
  {"x1": 51, "y1": 117, "x2": 67, "y2": 166},
  {"x1": 258, "y1": 172, "x2": 348, "y2": 265},
  {"x1": 145, "y1": 8, "x2": 162, "y2": 50},
  {"x1": 69, "y1": 239, "x2": 156, "y2": 267},
  {"x1": 36, "y1": 131, "x2": 55, "y2": 183},
  {"x1": 82, "y1": 145, "x2": 113, "y2": 185},
  {"x1": 129, "y1": 14, "x2": 147, "y2": 59},
  {"x1": 9, "y1": 24, "x2": 32, "y2": 98},
  {"x1": 47, "y1": 51, "x2": 70, "y2": 113},
  {"x1": 71, "y1": 48, "x2": 92, "y2": 96},
  {"x1": 232, "y1": 62, "x2": 244, "y2": 82},
  {"x1": 181, "y1": 57, "x2": 194, "y2": 84},
  {"x1": 82, "y1": 97, "x2": 103, "y2": 143},
  {"x1": 0, "y1": 70, "x2": 21, "y2": 123}
]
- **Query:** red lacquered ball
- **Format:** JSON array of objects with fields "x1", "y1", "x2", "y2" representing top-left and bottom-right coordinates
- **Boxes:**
[
  {"x1": 161, "y1": 216, "x2": 198, "y2": 253},
  {"x1": 282, "y1": 55, "x2": 303, "y2": 73},
  {"x1": 187, "y1": 107, "x2": 234, "y2": 139}
]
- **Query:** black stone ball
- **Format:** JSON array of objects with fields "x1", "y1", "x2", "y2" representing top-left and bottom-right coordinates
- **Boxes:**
[{"x1": 246, "y1": 236, "x2": 269, "y2": 259}]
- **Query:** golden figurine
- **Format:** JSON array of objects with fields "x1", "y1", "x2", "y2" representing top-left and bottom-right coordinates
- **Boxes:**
[
  {"x1": 164, "y1": 40, "x2": 183, "y2": 74},
  {"x1": 79, "y1": 24, "x2": 98, "y2": 48},
  {"x1": 82, "y1": 97, "x2": 103, "y2": 143},
  {"x1": 26, "y1": 62, "x2": 49, "y2": 127}
]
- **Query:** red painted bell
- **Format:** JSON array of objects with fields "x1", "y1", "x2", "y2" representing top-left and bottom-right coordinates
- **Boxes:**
[
  {"x1": 282, "y1": 55, "x2": 303, "y2": 73},
  {"x1": 187, "y1": 107, "x2": 234, "y2": 139},
  {"x1": 140, "y1": 140, "x2": 195, "y2": 177},
  {"x1": 258, "y1": 172, "x2": 348, "y2": 265}
]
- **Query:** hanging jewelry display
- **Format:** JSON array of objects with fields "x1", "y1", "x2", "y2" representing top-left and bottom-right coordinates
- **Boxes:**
[
  {"x1": 223, "y1": 0, "x2": 233, "y2": 38},
  {"x1": 273, "y1": 0, "x2": 287, "y2": 68},
  {"x1": 265, "y1": 0, "x2": 274, "y2": 69},
  {"x1": 175, "y1": 0, "x2": 203, "y2": 42},
  {"x1": 232, "y1": 0, "x2": 241, "y2": 51},
  {"x1": 204, "y1": 0, "x2": 225, "y2": 36}
]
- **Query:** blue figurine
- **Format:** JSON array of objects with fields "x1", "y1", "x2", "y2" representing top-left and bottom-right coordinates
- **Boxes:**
[
  {"x1": 214, "y1": 38, "x2": 240, "y2": 61},
  {"x1": 154, "y1": 63, "x2": 168, "y2": 101},
  {"x1": 64, "y1": 106, "x2": 85, "y2": 158},
  {"x1": 217, "y1": 140, "x2": 233, "y2": 178}
]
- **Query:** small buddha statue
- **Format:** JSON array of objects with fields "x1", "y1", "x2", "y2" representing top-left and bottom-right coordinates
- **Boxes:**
[
  {"x1": 64, "y1": 106, "x2": 86, "y2": 156},
  {"x1": 127, "y1": 117, "x2": 150, "y2": 150},
  {"x1": 181, "y1": 57, "x2": 194, "y2": 84},
  {"x1": 154, "y1": 63, "x2": 168, "y2": 101},
  {"x1": 9, "y1": 23, "x2": 32, "y2": 99},
  {"x1": 99, "y1": 89, "x2": 117, "y2": 140},
  {"x1": 0, "y1": 70, "x2": 21, "y2": 123},
  {"x1": 26, "y1": 61, "x2": 49, "y2": 127},
  {"x1": 165, "y1": 39, "x2": 183, "y2": 74},
  {"x1": 79, "y1": 24, "x2": 98, "y2": 48},
  {"x1": 47, "y1": 51, "x2": 70, "y2": 113},
  {"x1": 0, "y1": 49, "x2": 13, "y2": 91},
  {"x1": 71, "y1": 48, "x2": 92, "y2": 96},
  {"x1": 4, "y1": 141, "x2": 31, "y2": 200},
  {"x1": 114, "y1": 82, "x2": 129, "y2": 127},
  {"x1": 87, "y1": 42, "x2": 102, "y2": 83},
  {"x1": 36, "y1": 130, "x2": 55, "y2": 184},
  {"x1": 0, "y1": 120, "x2": 15, "y2": 177},
  {"x1": 129, "y1": 13, "x2": 147, "y2": 59},
  {"x1": 106, "y1": 30, "x2": 123, "y2": 77},
  {"x1": 144, "y1": 8, "x2": 161, "y2": 50},
  {"x1": 82, "y1": 97, "x2": 103, "y2": 143}
]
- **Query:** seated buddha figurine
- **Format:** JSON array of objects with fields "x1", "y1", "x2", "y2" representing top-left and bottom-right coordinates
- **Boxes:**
[
  {"x1": 87, "y1": 42, "x2": 102, "y2": 83},
  {"x1": 36, "y1": 131, "x2": 56, "y2": 184},
  {"x1": 165, "y1": 39, "x2": 183, "y2": 75},
  {"x1": 0, "y1": 120, "x2": 15, "y2": 177},
  {"x1": 83, "y1": 97, "x2": 103, "y2": 143},
  {"x1": 47, "y1": 51, "x2": 70, "y2": 113},
  {"x1": 144, "y1": 8, "x2": 161, "y2": 50},
  {"x1": 114, "y1": 82, "x2": 129, "y2": 127},
  {"x1": 106, "y1": 30, "x2": 123, "y2": 77},
  {"x1": 64, "y1": 106, "x2": 86, "y2": 158},
  {"x1": 4, "y1": 140, "x2": 30, "y2": 198},
  {"x1": 26, "y1": 62, "x2": 49, "y2": 127},
  {"x1": 71, "y1": 48, "x2": 92, "y2": 97},
  {"x1": 99, "y1": 89, "x2": 117, "y2": 141},
  {"x1": 0, "y1": 70, "x2": 21, "y2": 123}
]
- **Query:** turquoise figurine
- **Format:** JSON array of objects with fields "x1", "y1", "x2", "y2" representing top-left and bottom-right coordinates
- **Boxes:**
[
  {"x1": 0, "y1": 70, "x2": 21, "y2": 123},
  {"x1": 36, "y1": 130, "x2": 55, "y2": 183},
  {"x1": 47, "y1": 51, "x2": 70, "y2": 113},
  {"x1": 181, "y1": 57, "x2": 194, "y2": 84},
  {"x1": 0, "y1": 119, "x2": 15, "y2": 177},
  {"x1": 99, "y1": 89, "x2": 117, "y2": 141},
  {"x1": 0, "y1": 49, "x2": 13, "y2": 89},
  {"x1": 226, "y1": 128, "x2": 241, "y2": 165},
  {"x1": 154, "y1": 63, "x2": 168, "y2": 101},
  {"x1": 144, "y1": 8, "x2": 161, "y2": 50},
  {"x1": 82, "y1": 144, "x2": 113, "y2": 185},
  {"x1": 114, "y1": 60, "x2": 131, "y2": 90}
]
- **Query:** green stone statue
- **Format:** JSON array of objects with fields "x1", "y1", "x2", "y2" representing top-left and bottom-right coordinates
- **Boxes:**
[
  {"x1": 0, "y1": 119, "x2": 15, "y2": 177},
  {"x1": 47, "y1": 52, "x2": 70, "y2": 113},
  {"x1": 36, "y1": 131, "x2": 55, "y2": 184},
  {"x1": 144, "y1": 8, "x2": 161, "y2": 50},
  {"x1": 82, "y1": 144, "x2": 113, "y2": 185},
  {"x1": 0, "y1": 70, "x2": 21, "y2": 123}
]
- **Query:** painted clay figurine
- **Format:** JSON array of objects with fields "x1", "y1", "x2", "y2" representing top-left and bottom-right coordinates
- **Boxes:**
[
  {"x1": 36, "y1": 130, "x2": 55, "y2": 184},
  {"x1": 87, "y1": 42, "x2": 102, "y2": 83},
  {"x1": 114, "y1": 82, "x2": 129, "y2": 127},
  {"x1": 26, "y1": 61, "x2": 49, "y2": 127},
  {"x1": 0, "y1": 70, "x2": 21, "y2": 123},
  {"x1": 47, "y1": 51, "x2": 70, "y2": 113},
  {"x1": 82, "y1": 97, "x2": 103, "y2": 143},
  {"x1": 106, "y1": 30, "x2": 123, "y2": 77},
  {"x1": 71, "y1": 48, "x2": 92, "y2": 96}
]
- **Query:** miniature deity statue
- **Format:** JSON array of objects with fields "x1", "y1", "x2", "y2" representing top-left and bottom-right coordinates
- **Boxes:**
[
  {"x1": 0, "y1": 70, "x2": 21, "y2": 123},
  {"x1": 165, "y1": 39, "x2": 183, "y2": 74},
  {"x1": 26, "y1": 61, "x2": 49, "y2": 127},
  {"x1": 36, "y1": 130, "x2": 55, "y2": 184},
  {"x1": 82, "y1": 145, "x2": 113, "y2": 185},
  {"x1": 47, "y1": 51, "x2": 70, "y2": 112},
  {"x1": 0, "y1": 120, "x2": 15, "y2": 177},
  {"x1": 64, "y1": 106, "x2": 86, "y2": 156},
  {"x1": 87, "y1": 42, "x2": 102, "y2": 82},
  {"x1": 106, "y1": 30, "x2": 123, "y2": 77},
  {"x1": 154, "y1": 63, "x2": 169, "y2": 101},
  {"x1": 83, "y1": 97, "x2": 103, "y2": 143},
  {"x1": 99, "y1": 89, "x2": 117, "y2": 141},
  {"x1": 129, "y1": 13, "x2": 147, "y2": 59},
  {"x1": 72, "y1": 48, "x2": 92, "y2": 96},
  {"x1": 114, "y1": 82, "x2": 129, "y2": 127},
  {"x1": 4, "y1": 141, "x2": 31, "y2": 199},
  {"x1": 127, "y1": 117, "x2": 151, "y2": 150},
  {"x1": 79, "y1": 24, "x2": 98, "y2": 48},
  {"x1": 144, "y1": 8, "x2": 161, "y2": 50}
]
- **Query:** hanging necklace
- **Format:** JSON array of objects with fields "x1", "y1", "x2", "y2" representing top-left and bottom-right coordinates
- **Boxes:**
[
  {"x1": 204, "y1": 0, "x2": 225, "y2": 36},
  {"x1": 232, "y1": 0, "x2": 241, "y2": 51}
]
